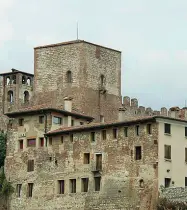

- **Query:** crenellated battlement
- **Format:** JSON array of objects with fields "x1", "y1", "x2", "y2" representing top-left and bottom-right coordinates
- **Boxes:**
[{"x1": 120, "y1": 96, "x2": 187, "y2": 121}]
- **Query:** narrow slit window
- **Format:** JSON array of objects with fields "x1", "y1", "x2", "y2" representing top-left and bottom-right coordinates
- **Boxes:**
[
  {"x1": 49, "y1": 137, "x2": 52, "y2": 146},
  {"x1": 113, "y1": 128, "x2": 117, "y2": 139},
  {"x1": 19, "y1": 140, "x2": 23, "y2": 150},
  {"x1": 91, "y1": 132, "x2": 95, "y2": 142},
  {"x1": 146, "y1": 124, "x2": 152, "y2": 134},
  {"x1": 135, "y1": 146, "x2": 142, "y2": 160},
  {"x1": 185, "y1": 127, "x2": 187, "y2": 137},
  {"x1": 136, "y1": 125, "x2": 139, "y2": 136},
  {"x1": 185, "y1": 148, "x2": 187, "y2": 162},
  {"x1": 58, "y1": 180, "x2": 65, "y2": 194},
  {"x1": 70, "y1": 134, "x2": 73, "y2": 143},
  {"x1": 16, "y1": 184, "x2": 22, "y2": 197},
  {"x1": 27, "y1": 183, "x2": 34, "y2": 197},
  {"x1": 124, "y1": 127, "x2": 128, "y2": 137}
]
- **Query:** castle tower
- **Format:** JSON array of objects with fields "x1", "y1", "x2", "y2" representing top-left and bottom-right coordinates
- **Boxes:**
[
  {"x1": 0, "y1": 69, "x2": 34, "y2": 114},
  {"x1": 34, "y1": 40, "x2": 122, "y2": 122}
]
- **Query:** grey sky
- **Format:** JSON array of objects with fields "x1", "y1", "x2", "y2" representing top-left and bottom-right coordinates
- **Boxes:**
[{"x1": 1, "y1": 0, "x2": 187, "y2": 110}]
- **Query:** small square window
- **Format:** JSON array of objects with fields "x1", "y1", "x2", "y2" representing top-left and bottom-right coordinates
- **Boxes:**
[
  {"x1": 84, "y1": 153, "x2": 90, "y2": 164},
  {"x1": 124, "y1": 127, "x2": 128, "y2": 137},
  {"x1": 164, "y1": 123, "x2": 171, "y2": 134},
  {"x1": 101, "y1": 130, "x2": 106, "y2": 140},
  {"x1": 91, "y1": 132, "x2": 95, "y2": 142},
  {"x1": 39, "y1": 116, "x2": 44, "y2": 124},
  {"x1": 80, "y1": 122, "x2": 84, "y2": 125},
  {"x1": 53, "y1": 116, "x2": 62, "y2": 125},
  {"x1": 19, "y1": 118, "x2": 24, "y2": 126},
  {"x1": 27, "y1": 139, "x2": 36, "y2": 147}
]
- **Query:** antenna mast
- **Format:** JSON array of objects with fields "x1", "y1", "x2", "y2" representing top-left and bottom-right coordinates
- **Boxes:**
[{"x1": 77, "y1": 21, "x2": 79, "y2": 40}]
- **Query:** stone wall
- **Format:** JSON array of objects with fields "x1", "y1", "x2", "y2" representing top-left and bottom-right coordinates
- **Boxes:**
[
  {"x1": 34, "y1": 41, "x2": 121, "y2": 122},
  {"x1": 6, "y1": 118, "x2": 159, "y2": 210},
  {"x1": 161, "y1": 187, "x2": 187, "y2": 202}
]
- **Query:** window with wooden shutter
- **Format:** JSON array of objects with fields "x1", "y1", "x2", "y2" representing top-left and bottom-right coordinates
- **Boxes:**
[
  {"x1": 27, "y1": 160, "x2": 34, "y2": 172},
  {"x1": 58, "y1": 180, "x2": 65, "y2": 194},
  {"x1": 164, "y1": 145, "x2": 171, "y2": 159}
]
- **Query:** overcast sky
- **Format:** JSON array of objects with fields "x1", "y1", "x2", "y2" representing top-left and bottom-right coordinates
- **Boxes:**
[{"x1": 1, "y1": 0, "x2": 187, "y2": 110}]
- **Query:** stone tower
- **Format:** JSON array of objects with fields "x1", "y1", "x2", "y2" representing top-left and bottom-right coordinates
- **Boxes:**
[
  {"x1": 34, "y1": 40, "x2": 122, "y2": 122},
  {"x1": 0, "y1": 69, "x2": 34, "y2": 114}
]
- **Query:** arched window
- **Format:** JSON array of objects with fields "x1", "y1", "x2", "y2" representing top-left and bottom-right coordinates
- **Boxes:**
[
  {"x1": 27, "y1": 77, "x2": 31, "y2": 86},
  {"x1": 6, "y1": 77, "x2": 10, "y2": 85},
  {"x1": 100, "y1": 74, "x2": 105, "y2": 86},
  {"x1": 67, "y1": 71, "x2": 72, "y2": 83},
  {"x1": 7, "y1": 91, "x2": 13, "y2": 103},
  {"x1": 12, "y1": 75, "x2": 16, "y2": 84},
  {"x1": 24, "y1": 91, "x2": 29, "y2": 103},
  {"x1": 22, "y1": 76, "x2": 26, "y2": 84}
]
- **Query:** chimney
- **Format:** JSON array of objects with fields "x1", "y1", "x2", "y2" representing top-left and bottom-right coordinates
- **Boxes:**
[
  {"x1": 118, "y1": 107, "x2": 126, "y2": 121},
  {"x1": 64, "y1": 97, "x2": 73, "y2": 127},
  {"x1": 64, "y1": 96, "x2": 73, "y2": 112}
]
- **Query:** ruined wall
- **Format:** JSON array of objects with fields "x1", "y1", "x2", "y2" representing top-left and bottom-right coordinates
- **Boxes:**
[
  {"x1": 34, "y1": 41, "x2": 121, "y2": 122},
  {"x1": 122, "y1": 96, "x2": 187, "y2": 121},
  {"x1": 6, "y1": 120, "x2": 158, "y2": 210}
]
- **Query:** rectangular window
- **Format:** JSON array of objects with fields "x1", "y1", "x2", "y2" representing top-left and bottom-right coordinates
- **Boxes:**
[
  {"x1": 136, "y1": 125, "x2": 139, "y2": 136},
  {"x1": 164, "y1": 123, "x2": 171, "y2": 134},
  {"x1": 185, "y1": 177, "x2": 187, "y2": 187},
  {"x1": 84, "y1": 153, "x2": 90, "y2": 164},
  {"x1": 124, "y1": 127, "x2": 128, "y2": 137},
  {"x1": 40, "y1": 138, "x2": 44, "y2": 147},
  {"x1": 80, "y1": 122, "x2": 84, "y2": 125},
  {"x1": 49, "y1": 137, "x2": 52, "y2": 146},
  {"x1": 185, "y1": 127, "x2": 187, "y2": 137},
  {"x1": 69, "y1": 179, "x2": 76, "y2": 193},
  {"x1": 19, "y1": 140, "x2": 23, "y2": 150},
  {"x1": 53, "y1": 116, "x2": 62, "y2": 125},
  {"x1": 71, "y1": 120, "x2": 74, "y2": 126},
  {"x1": 135, "y1": 146, "x2": 142, "y2": 160},
  {"x1": 94, "y1": 177, "x2": 101, "y2": 191},
  {"x1": 27, "y1": 183, "x2": 34, "y2": 197},
  {"x1": 147, "y1": 124, "x2": 152, "y2": 134},
  {"x1": 39, "y1": 116, "x2": 44, "y2": 124},
  {"x1": 81, "y1": 178, "x2": 89, "y2": 192},
  {"x1": 164, "y1": 145, "x2": 171, "y2": 159},
  {"x1": 96, "y1": 154, "x2": 102, "y2": 170},
  {"x1": 27, "y1": 160, "x2": 34, "y2": 172},
  {"x1": 16, "y1": 184, "x2": 22, "y2": 197},
  {"x1": 164, "y1": 178, "x2": 171, "y2": 188},
  {"x1": 27, "y1": 139, "x2": 36, "y2": 147},
  {"x1": 19, "y1": 118, "x2": 24, "y2": 126},
  {"x1": 113, "y1": 128, "x2": 117, "y2": 139},
  {"x1": 101, "y1": 130, "x2": 106, "y2": 140},
  {"x1": 70, "y1": 134, "x2": 73, "y2": 143},
  {"x1": 185, "y1": 148, "x2": 187, "y2": 162},
  {"x1": 58, "y1": 180, "x2": 65, "y2": 194},
  {"x1": 91, "y1": 132, "x2": 95, "y2": 142}
]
